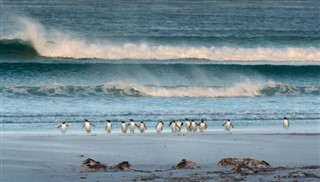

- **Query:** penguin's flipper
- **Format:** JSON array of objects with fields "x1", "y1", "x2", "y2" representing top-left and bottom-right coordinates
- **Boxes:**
[{"x1": 57, "y1": 125, "x2": 61, "y2": 128}]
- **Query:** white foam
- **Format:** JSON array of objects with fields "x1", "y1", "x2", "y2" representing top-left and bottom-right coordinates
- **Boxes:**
[
  {"x1": 4, "y1": 17, "x2": 320, "y2": 62},
  {"x1": 103, "y1": 82, "x2": 262, "y2": 98}
]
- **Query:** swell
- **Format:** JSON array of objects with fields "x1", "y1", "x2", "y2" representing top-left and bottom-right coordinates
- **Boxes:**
[
  {"x1": 1, "y1": 83, "x2": 319, "y2": 98},
  {"x1": 2, "y1": 62, "x2": 319, "y2": 80},
  {"x1": 0, "y1": 39, "x2": 39, "y2": 58}
]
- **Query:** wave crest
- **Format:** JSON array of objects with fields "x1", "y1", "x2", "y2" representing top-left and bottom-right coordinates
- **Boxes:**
[
  {"x1": 1, "y1": 82, "x2": 319, "y2": 98},
  {"x1": 1, "y1": 17, "x2": 319, "y2": 62}
]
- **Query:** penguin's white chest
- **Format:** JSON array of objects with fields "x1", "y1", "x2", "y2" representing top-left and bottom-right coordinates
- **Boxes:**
[
  {"x1": 225, "y1": 122, "x2": 231, "y2": 130},
  {"x1": 156, "y1": 123, "x2": 163, "y2": 133},
  {"x1": 191, "y1": 122, "x2": 196, "y2": 132},
  {"x1": 121, "y1": 124, "x2": 127, "y2": 133},
  {"x1": 170, "y1": 123, "x2": 176, "y2": 132},
  {"x1": 283, "y1": 119, "x2": 289, "y2": 129},
  {"x1": 140, "y1": 125, "x2": 146, "y2": 133},
  {"x1": 106, "y1": 123, "x2": 112, "y2": 132},
  {"x1": 130, "y1": 122, "x2": 136, "y2": 130},
  {"x1": 61, "y1": 124, "x2": 67, "y2": 133},
  {"x1": 199, "y1": 123, "x2": 206, "y2": 131},
  {"x1": 85, "y1": 122, "x2": 91, "y2": 131}
]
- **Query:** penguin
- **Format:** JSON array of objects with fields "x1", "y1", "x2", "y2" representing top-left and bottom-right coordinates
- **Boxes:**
[
  {"x1": 57, "y1": 121, "x2": 68, "y2": 134},
  {"x1": 223, "y1": 119, "x2": 234, "y2": 132},
  {"x1": 283, "y1": 117, "x2": 289, "y2": 129},
  {"x1": 185, "y1": 118, "x2": 191, "y2": 132},
  {"x1": 83, "y1": 119, "x2": 95, "y2": 134},
  {"x1": 128, "y1": 119, "x2": 139, "y2": 133},
  {"x1": 139, "y1": 121, "x2": 147, "y2": 133},
  {"x1": 199, "y1": 119, "x2": 207, "y2": 132},
  {"x1": 176, "y1": 122, "x2": 183, "y2": 133},
  {"x1": 105, "y1": 120, "x2": 112, "y2": 133},
  {"x1": 169, "y1": 121, "x2": 177, "y2": 133},
  {"x1": 155, "y1": 121, "x2": 164, "y2": 133},
  {"x1": 121, "y1": 120, "x2": 127, "y2": 134},
  {"x1": 189, "y1": 120, "x2": 197, "y2": 132}
]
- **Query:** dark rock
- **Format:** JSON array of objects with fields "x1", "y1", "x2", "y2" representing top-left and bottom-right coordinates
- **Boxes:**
[
  {"x1": 218, "y1": 158, "x2": 244, "y2": 167},
  {"x1": 218, "y1": 158, "x2": 270, "y2": 175},
  {"x1": 174, "y1": 159, "x2": 198, "y2": 169},
  {"x1": 112, "y1": 161, "x2": 131, "y2": 171},
  {"x1": 241, "y1": 158, "x2": 270, "y2": 169},
  {"x1": 76, "y1": 158, "x2": 107, "y2": 173}
]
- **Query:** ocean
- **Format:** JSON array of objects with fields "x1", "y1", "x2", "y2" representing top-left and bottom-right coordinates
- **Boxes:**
[{"x1": 1, "y1": 0, "x2": 319, "y2": 133}]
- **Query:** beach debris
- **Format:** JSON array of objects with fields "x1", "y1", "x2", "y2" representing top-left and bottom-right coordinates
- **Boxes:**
[
  {"x1": 218, "y1": 158, "x2": 270, "y2": 175},
  {"x1": 76, "y1": 158, "x2": 107, "y2": 173},
  {"x1": 112, "y1": 161, "x2": 131, "y2": 171},
  {"x1": 174, "y1": 159, "x2": 199, "y2": 169}
]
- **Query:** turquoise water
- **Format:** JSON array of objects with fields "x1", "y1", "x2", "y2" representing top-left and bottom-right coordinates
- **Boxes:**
[{"x1": 1, "y1": 0, "x2": 319, "y2": 132}]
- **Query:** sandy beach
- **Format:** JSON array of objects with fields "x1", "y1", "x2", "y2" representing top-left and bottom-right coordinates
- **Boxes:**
[
  {"x1": 2, "y1": 0, "x2": 320, "y2": 181},
  {"x1": 2, "y1": 132, "x2": 320, "y2": 181}
]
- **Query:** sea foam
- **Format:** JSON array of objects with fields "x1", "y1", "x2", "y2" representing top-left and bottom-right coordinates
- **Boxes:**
[
  {"x1": 2, "y1": 17, "x2": 320, "y2": 62},
  {"x1": 1, "y1": 82, "x2": 319, "y2": 98}
]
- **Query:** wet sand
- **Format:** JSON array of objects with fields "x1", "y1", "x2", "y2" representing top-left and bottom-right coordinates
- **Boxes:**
[{"x1": 2, "y1": 132, "x2": 320, "y2": 181}]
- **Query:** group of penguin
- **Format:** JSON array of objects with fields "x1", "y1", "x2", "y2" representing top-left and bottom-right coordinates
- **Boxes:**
[{"x1": 57, "y1": 117, "x2": 290, "y2": 134}]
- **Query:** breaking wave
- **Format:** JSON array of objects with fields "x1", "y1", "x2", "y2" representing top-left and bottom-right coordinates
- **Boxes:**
[
  {"x1": 1, "y1": 17, "x2": 319, "y2": 62},
  {"x1": 1, "y1": 82, "x2": 319, "y2": 98}
]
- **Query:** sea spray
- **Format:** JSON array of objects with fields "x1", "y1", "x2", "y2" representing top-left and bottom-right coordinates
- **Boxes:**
[
  {"x1": 1, "y1": 17, "x2": 319, "y2": 62},
  {"x1": 1, "y1": 82, "x2": 319, "y2": 97}
]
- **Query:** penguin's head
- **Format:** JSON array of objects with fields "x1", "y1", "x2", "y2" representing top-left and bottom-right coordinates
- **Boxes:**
[
  {"x1": 227, "y1": 119, "x2": 230, "y2": 121},
  {"x1": 130, "y1": 119, "x2": 134, "y2": 121},
  {"x1": 107, "y1": 120, "x2": 111, "y2": 123},
  {"x1": 62, "y1": 121, "x2": 66, "y2": 124},
  {"x1": 141, "y1": 121, "x2": 144, "y2": 123},
  {"x1": 201, "y1": 119, "x2": 204, "y2": 122},
  {"x1": 84, "y1": 119, "x2": 89, "y2": 122},
  {"x1": 284, "y1": 117, "x2": 287, "y2": 119},
  {"x1": 185, "y1": 118, "x2": 189, "y2": 121},
  {"x1": 121, "y1": 120, "x2": 125, "y2": 123}
]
